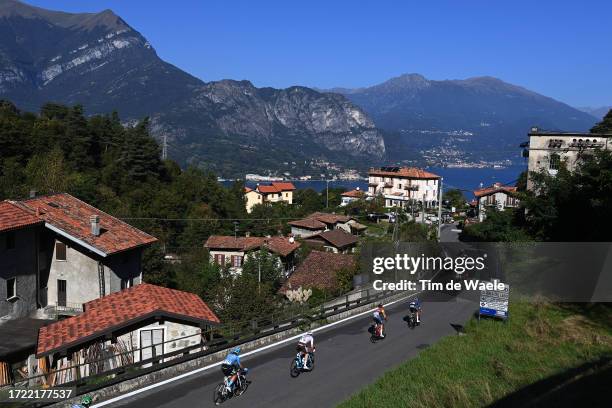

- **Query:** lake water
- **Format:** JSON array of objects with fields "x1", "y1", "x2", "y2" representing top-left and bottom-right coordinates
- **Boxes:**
[{"x1": 229, "y1": 165, "x2": 527, "y2": 198}]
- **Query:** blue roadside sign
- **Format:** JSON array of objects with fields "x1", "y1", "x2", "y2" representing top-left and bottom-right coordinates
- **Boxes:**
[{"x1": 479, "y1": 282, "x2": 509, "y2": 319}]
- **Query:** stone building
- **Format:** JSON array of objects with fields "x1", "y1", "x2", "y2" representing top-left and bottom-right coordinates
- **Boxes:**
[{"x1": 526, "y1": 127, "x2": 612, "y2": 189}]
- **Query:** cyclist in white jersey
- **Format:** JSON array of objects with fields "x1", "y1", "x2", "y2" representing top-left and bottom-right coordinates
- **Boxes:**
[{"x1": 297, "y1": 332, "x2": 315, "y2": 370}]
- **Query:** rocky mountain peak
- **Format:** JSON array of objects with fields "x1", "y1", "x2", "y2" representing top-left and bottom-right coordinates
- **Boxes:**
[{"x1": 0, "y1": 1, "x2": 386, "y2": 176}]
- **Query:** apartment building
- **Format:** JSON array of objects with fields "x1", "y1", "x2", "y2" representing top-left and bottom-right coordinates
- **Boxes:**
[
  {"x1": 367, "y1": 166, "x2": 440, "y2": 208},
  {"x1": 244, "y1": 182, "x2": 296, "y2": 213},
  {"x1": 525, "y1": 127, "x2": 612, "y2": 189}
]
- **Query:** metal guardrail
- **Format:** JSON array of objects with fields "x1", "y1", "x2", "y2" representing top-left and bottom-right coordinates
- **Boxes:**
[{"x1": 5, "y1": 288, "x2": 405, "y2": 406}]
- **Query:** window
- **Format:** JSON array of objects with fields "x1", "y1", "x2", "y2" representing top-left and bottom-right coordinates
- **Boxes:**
[
  {"x1": 232, "y1": 255, "x2": 243, "y2": 267},
  {"x1": 55, "y1": 242, "x2": 67, "y2": 261},
  {"x1": 398, "y1": 184, "x2": 402, "y2": 189},
  {"x1": 5, "y1": 232, "x2": 15, "y2": 250},
  {"x1": 214, "y1": 254, "x2": 225, "y2": 265},
  {"x1": 549, "y1": 154, "x2": 561, "y2": 170},
  {"x1": 285, "y1": 193, "x2": 289, "y2": 198},
  {"x1": 57, "y1": 279, "x2": 67, "y2": 307},
  {"x1": 121, "y1": 278, "x2": 134, "y2": 290},
  {"x1": 6, "y1": 277, "x2": 16, "y2": 300}
]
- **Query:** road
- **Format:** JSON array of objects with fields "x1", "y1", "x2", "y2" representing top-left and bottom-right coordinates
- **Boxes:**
[
  {"x1": 102, "y1": 291, "x2": 476, "y2": 408},
  {"x1": 440, "y1": 222, "x2": 461, "y2": 242}
]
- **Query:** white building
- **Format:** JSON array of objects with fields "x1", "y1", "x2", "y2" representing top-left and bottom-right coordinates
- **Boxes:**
[
  {"x1": 244, "y1": 182, "x2": 296, "y2": 213},
  {"x1": 473, "y1": 183, "x2": 519, "y2": 221},
  {"x1": 340, "y1": 188, "x2": 365, "y2": 206},
  {"x1": 367, "y1": 167, "x2": 440, "y2": 208},
  {"x1": 526, "y1": 128, "x2": 612, "y2": 190}
]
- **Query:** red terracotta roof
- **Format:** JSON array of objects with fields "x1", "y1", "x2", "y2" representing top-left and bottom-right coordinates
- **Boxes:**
[
  {"x1": 279, "y1": 251, "x2": 356, "y2": 294},
  {"x1": 473, "y1": 183, "x2": 518, "y2": 198},
  {"x1": 257, "y1": 184, "x2": 281, "y2": 194},
  {"x1": 0, "y1": 201, "x2": 43, "y2": 232},
  {"x1": 255, "y1": 182, "x2": 296, "y2": 194},
  {"x1": 271, "y1": 182, "x2": 296, "y2": 191},
  {"x1": 17, "y1": 193, "x2": 156, "y2": 256},
  {"x1": 37, "y1": 283, "x2": 219, "y2": 356},
  {"x1": 341, "y1": 189, "x2": 365, "y2": 198},
  {"x1": 307, "y1": 212, "x2": 352, "y2": 224},
  {"x1": 205, "y1": 235, "x2": 300, "y2": 257},
  {"x1": 264, "y1": 236, "x2": 301, "y2": 257},
  {"x1": 288, "y1": 218, "x2": 327, "y2": 230},
  {"x1": 205, "y1": 236, "x2": 264, "y2": 251},
  {"x1": 244, "y1": 187, "x2": 253, "y2": 193},
  {"x1": 369, "y1": 167, "x2": 440, "y2": 179},
  {"x1": 307, "y1": 229, "x2": 358, "y2": 249}
]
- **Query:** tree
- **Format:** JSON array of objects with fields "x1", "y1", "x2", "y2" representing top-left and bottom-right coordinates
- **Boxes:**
[
  {"x1": 522, "y1": 149, "x2": 612, "y2": 241},
  {"x1": 294, "y1": 188, "x2": 324, "y2": 213},
  {"x1": 460, "y1": 209, "x2": 531, "y2": 242},
  {"x1": 443, "y1": 189, "x2": 466, "y2": 209},
  {"x1": 173, "y1": 248, "x2": 222, "y2": 302},
  {"x1": 142, "y1": 244, "x2": 175, "y2": 287},
  {"x1": 591, "y1": 109, "x2": 612, "y2": 133},
  {"x1": 242, "y1": 248, "x2": 284, "y2": 287},
  {"x1": 211, "y1": 274, "x2": 277, "y2": 323},
  {"x1": 25, "y1": 146, "x2": 70, "y2": 194}
]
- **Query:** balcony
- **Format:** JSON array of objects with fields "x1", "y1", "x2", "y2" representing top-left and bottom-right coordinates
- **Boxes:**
[{"x1": 44, "y1": 302, "x2": 83, "y2": 319}]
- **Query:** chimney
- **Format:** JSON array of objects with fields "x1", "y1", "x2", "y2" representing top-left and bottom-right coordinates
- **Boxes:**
[
  {"x1": 90, "y1": 215, "x2": 100, "y2": 237},
  {"x1": 29, "y1": 190, "x2": 37, "y2": 198}
]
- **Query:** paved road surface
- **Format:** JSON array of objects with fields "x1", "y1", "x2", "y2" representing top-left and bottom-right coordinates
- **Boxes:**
[
  {"x1": 440, "y1": 223, "x2": 461, "y2": 242},
  {"x1": 103, "y1": 291, "x2": 476, "y2": 408}
]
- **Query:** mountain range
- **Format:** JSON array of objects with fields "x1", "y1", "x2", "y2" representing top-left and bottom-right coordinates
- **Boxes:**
[
  {"x1": 0, "y1": 0, "x2": 601, "y2": 175},
  {"x1": 577, "y1": 106, "x2": 611, "y2": 119},
  {"x1": 327, "y1": 74, "x2": 598, "y2": 165},
  {"x1": 0, "y1": 0, "x2": 384, "y2": 177}
]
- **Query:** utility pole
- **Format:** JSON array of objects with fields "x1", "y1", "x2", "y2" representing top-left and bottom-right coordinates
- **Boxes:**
[
  {"x1": 162, "y1": 135, "x2": 168, "y2": 160},
  {"x1": 437, "y1": 177, "x2": 443, "y2": 241},
  {"x1": 326, "y1": 179, "x2": 329, "y2": 208}
]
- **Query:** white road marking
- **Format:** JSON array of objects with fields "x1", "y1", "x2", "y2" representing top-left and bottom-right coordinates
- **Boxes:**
[
  {"x1": 92, "y1": 292, "x2": 420, "y2": 407},
  {"x1": 451, "y1": 229, "x2": 462, "y2": 233}
]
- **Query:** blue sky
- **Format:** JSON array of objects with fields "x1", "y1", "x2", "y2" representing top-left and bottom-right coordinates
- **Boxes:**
[{"x1": 28, "y1": 0, "x2": 612, "y2": 107}]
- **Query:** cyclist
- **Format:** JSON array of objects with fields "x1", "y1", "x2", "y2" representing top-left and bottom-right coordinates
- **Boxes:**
[
  {"x1": 221, "y1": 347, "x2": 244, "y2": 393},
  {"x1": 409, "y1": 297, "x2": 422, "y2": 324},
  {"x1": 297, "y1": 332, "x2": 315, "y2": 370},
  {"x1": 71, "y1": 395, "x2": 93, "y2": 408},
  {"x1": 372, "y1": 303, "x2": 387, "y2": 337}
]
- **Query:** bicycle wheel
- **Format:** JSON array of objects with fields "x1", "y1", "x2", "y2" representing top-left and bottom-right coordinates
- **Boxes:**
[
  {"x1": 290, "y1": 358, "x2": 301, "y2": 377},
  {"x1": 213, "y1": 383, "x2": 226, "y2": 405}
]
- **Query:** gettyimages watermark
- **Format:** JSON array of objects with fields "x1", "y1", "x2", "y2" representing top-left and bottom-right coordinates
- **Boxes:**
[{"x1": 359, "y1": 242, "x2": 612, "y2": 302}]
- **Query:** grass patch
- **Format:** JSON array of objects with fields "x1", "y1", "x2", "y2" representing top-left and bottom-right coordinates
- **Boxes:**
[{"x1": 338, "y1": 302, "x2": 612, "y2": 408}]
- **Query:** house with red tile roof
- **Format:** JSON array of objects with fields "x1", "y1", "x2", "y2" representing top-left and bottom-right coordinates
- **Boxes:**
[
  {"x1": 368, "y1": 166, "x2": 440, "y2": 209},
  {"x1": 244, "y1": 182, "x2": 296, "y2": 213},
  {"x1": 205, "y1": 235, "x2": 301, "y2": 275},
  {"x1": 473, "y1": 183, "x2": 520, "y2": 221},
  {"x1": 340, "y1": 187, "x2": 365, "y2": 206},
  {"x1": 288, "y1": 212, "x2": 358, "y2": 238},
  {"x1": 36, "y1": 283, "x2": 219, "y2": 372},
  {"x1": 0, "y1": 193, "x2": 158, "y2": 378},
  {"x1": 1, "y1": 201, "x2": 44, "y2": 320},
  {"x1": 302, "y1": 229, "x2": 359, "y2": 254},
  {"x1": 279, "y1": 251, "x2": 356, "y2": 295},
  {"x1": 8, "y1": 193, "x2": 157, "y2": 318}
]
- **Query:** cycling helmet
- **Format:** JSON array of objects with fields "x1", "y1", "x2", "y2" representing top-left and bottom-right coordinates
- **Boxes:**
[
  {"x1": 81, "y1": 395, "x2": 93, "y2": 406},
  {"x1": 377, "y1": 303, "x2": 383, "y2": 308},
  {"x1": 231, "y1": 347, "x2": 241, "y2": 355},
  {"x1": 306, "y1": 331, "x2": 313, "y2": 336}
]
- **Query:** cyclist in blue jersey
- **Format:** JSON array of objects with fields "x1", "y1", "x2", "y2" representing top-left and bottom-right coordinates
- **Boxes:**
[{"x1": 221, "y1": 347, "x2": 244, "y2": 392}]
